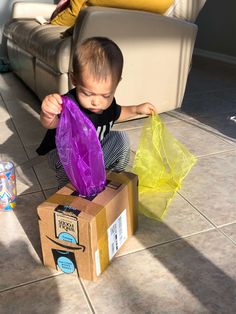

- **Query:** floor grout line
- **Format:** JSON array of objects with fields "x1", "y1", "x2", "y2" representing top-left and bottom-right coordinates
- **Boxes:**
[
  {"x1": 116, "y1": 227, "x2": 217, "y2": 260},
  {"x1": 217, "y1": 221, "x2": 236, "y2": 228},
  {"x1": 79, "y1": 280, "x2": 96, "y2": 314},
  {"x1": 166, "y1": 111, "x2": 236, "y2": 144},
  {"x1": 178, "y1": 192, "x2": 236, "y2": 246},
  {"x1": 0, "y1": 272, "x2": 64, "y2": 294},
  {"x1": 194, "y1": 147, "x2": 236, "y2": 158},
  {"x1": 217, "y1": 229, "x2": 236, "y2": 246}
]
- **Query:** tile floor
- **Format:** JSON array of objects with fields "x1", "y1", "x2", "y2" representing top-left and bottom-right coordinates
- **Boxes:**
[{"x1": 0, "y1": 55, "x2": 236, "y2": 313}]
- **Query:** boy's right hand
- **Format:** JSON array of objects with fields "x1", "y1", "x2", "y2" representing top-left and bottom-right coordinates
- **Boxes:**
[
  {"x1": 41, "y1": 93, "x2": 62, "y2": 118},
  {"x1": 40, "y1": 94, "x2": 62, "y2": 129}
]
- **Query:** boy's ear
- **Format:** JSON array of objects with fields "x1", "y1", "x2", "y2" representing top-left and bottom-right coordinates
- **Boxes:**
[{"x1": 70, "y1": 72, "x2": 77, "y2": 86}]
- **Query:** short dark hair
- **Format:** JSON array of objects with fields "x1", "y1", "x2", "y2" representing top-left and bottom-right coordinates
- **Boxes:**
[{"x1": 72, "y1": 37, "x2": 123, "y2": 85}]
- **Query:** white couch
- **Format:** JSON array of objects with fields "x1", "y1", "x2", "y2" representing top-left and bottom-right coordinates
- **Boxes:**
[{"x1": 4, "y1": 0, "x2": 206, "y2": 113}]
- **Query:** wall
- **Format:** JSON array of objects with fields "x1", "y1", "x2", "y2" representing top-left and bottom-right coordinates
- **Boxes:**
[
  {"x1": 195, "y1": 0, "x2": 236, "y2": 61},
  {"x1": 0, "y1": 0, "x2": 56, "y2": 58}
]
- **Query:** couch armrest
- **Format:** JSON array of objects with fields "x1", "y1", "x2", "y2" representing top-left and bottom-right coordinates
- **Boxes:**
[
  {"x1": 165, "y1": 0, "x2": 207, "y2": 23},
  {"x1": 72, "y1": 7, "x2": 197, "y2": 112},
  {"x1": 11, "y1": 2, "x2": 56, "y2": 19}
]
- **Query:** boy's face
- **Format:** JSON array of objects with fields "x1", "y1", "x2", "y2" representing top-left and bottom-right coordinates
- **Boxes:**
[{"x1": 72, "y1": 67, "x2": 118, "y2": 114}]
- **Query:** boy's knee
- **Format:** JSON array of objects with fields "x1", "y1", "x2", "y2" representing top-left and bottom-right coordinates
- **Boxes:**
[{"x1": 119, "y1": 131, "x2": 130, "y2": 150}]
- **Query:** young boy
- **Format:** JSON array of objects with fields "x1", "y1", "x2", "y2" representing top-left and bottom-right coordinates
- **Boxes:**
[{"x1": 37, "y1": 37, "x2": 156, "y2": 188}]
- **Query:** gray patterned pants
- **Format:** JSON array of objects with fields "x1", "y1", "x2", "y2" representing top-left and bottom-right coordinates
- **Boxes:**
[{"x1": 47, "y1": 131, "x2": 130, "y2": 188}]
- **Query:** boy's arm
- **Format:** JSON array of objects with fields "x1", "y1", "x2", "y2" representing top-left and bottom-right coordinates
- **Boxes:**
[
  {"x1": 40, "y1": 94, "x2": 62, "y2": 129},
  {"x1": 117, "y1": 102, "x2": 156, "y2": 122}
]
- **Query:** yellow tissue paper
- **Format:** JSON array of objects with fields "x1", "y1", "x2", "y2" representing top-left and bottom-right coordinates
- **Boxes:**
[{"x1": 132, "y1": 114, "x2": 197, "y2": 220}]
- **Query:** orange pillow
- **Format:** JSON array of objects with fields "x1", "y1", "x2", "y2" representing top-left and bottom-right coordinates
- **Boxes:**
[
  {"x1": 50, "y1": 0, "x2": 87, "y2": 27},
  {"x1": 87, "y1": 0, "x2": 174, "y2": 15},
  {"x1": 51, "y1": 0, "x2": 174, "y2": 27}
]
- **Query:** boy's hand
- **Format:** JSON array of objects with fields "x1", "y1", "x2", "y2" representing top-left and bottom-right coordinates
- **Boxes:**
[
  {"x1": 136, "y1": 102, "x2": 157, "y2": 115},
  {"x1": 40, "y1": 94, "x2": 62, "y2": 129},
  {"x1": 41, "y1": 94, "x2": 62, "y2": 118},
  {"x1": 118, "y1": 102, "x2": 157, "y2": 122}
]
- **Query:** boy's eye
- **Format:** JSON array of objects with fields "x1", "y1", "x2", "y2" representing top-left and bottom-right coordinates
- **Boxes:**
[
  {"x1": 83, "y1": 91, "x2": 92, "y2": 97},
  {"x1": 103, "y1": 95, "x2": 111, "y2": 99}
]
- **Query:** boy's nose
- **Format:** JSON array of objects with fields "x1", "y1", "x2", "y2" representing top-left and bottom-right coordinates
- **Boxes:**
[{"x1": 91, "y1": 97, "x2": 99, "y2": 107}]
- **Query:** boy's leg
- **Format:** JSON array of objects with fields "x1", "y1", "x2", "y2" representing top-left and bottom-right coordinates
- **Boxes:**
[
  {"x1": 47, "y1": 149, "x2": 69, "y2": 189},
  {"x1": 101, "y1": 131, "x2": 130, "y2": 172}
]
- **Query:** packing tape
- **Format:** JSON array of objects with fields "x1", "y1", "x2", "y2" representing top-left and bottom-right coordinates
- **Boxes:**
[
  {"x1": 47, "y1": 194, "x2": 76, "y2": 206},
  {"x1": 95, "y1": 207, "x2": 109, "y2": 273}
]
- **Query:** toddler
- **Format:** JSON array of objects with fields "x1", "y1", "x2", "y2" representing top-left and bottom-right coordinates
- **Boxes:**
[{"x1": 37, "y1": 37, "x2": 156, "y2": 188}]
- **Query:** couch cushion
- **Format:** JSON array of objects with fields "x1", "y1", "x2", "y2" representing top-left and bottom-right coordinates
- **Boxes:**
[{"x1": 4, "y1": 20, "x2": 71, "y2": 73}]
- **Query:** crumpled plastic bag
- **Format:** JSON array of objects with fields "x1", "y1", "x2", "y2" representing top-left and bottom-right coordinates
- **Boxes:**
[
  {"x1": 132, "y1": 114, "x2": 197, "y2": 220},
  {"x1": 56, "y1": 96, "x2": 106, "y2": 197}
]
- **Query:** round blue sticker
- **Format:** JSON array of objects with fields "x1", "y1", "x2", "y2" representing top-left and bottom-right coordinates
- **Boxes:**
[
  {"x1": 57, "y1": 256, "x2": 75, "y2": 274},
  {"x1": 58, "y1": 232, "x2": 76, "y2": 244}
]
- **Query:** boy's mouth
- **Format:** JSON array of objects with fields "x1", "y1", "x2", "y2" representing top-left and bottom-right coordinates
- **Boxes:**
[{"x1": 90, "y1": 108, "x2": 103, "y2": 114}]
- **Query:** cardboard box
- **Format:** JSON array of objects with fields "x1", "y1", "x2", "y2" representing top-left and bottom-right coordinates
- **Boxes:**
[{"x1": 37, "y1": 171, "x2": 138, "y2": 281}]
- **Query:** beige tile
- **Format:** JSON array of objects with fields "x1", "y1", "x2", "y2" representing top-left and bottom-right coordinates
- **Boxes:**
[
  {"x1": 0, "y1": 72, "x2": 24, "y2": 90},
  {"x1": 0, "y1": 98, "x2": 11, "y2": 122},
  {"x1": 169, "y1": 110, "x2": 236, "y2": 143},
  {"x1": 4, "y1": 99, "x2": 44, "y2": 147},
  {"x1": 24, "y1": 146, "x2": 58, "y2": 189},
  {"x1": 165, "y1": 119, "x2": 235, "y2": 157},
  {"x1": 126, "y1": 114, "x2": 235, "y2": 158},
  {"x1": 190, "y1": 113, "x2": 236, "y2": 145},
  {"x1": 113, "y1": 116, "x2": 148, "y2": 131},
  {"x1": 0, "y1": 274, "x2": 92, "y2": 314},
  {"x1": 180, "y1": 150, "x2": 236, "y2": 226},
  {"x1": 1, "y1": 78, "x2": 40, "y2": 105},
  {"x1": 220, "y1": 223, "x2": 236, "y2": 244},
  {"x1": 33, "y1": 158, "x2": 58, "y2": 190},
  {"x1": 0, "y1": 119, "x2": 18, "y2": 145},
  {"x1": 15, "y1": 166, "x2": 41, "y2": 195},
  {"x1": 5, "y1": 97, "x2": 41, "y2": 117},
  {"x1": 117, "y1": 193, "x2": 213, "y2": 256},
  {"x1": 0, "y1": 204, "x2": 57, "y2": 291},
  {"x1": 83, "y1": 230, "x2": 236, "y2": 314},
  {"x1": 0, "y1": 120, "x2": 32, "y2": 167},
  {"x1": 13, "y1": 192, "x2": 46, "y2": 258},
  {"x1": 113, "y1": 114, "x2": 178, "y2": 132},
  {"x1": 1, "y1": 146, "x2": 29, "y2": 168},
  {"x1": 44, "y1": 187, "x2": 58, "y2": 198}
]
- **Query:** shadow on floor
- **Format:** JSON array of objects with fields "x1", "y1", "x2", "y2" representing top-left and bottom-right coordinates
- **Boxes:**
[
  {"x1": 111, "y1": 209, "x2": 236, "y2": 313},
  {"x1": 0, "y1": 240, "x2": 61, "y2": 313},
  {"x1": 179, "y1": 56, "x2": 236, "y2": 140}
]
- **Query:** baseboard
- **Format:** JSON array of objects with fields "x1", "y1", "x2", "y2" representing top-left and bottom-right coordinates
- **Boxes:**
[{"x1": 194, "y1": 48, "x2": 236, "y2": 65}]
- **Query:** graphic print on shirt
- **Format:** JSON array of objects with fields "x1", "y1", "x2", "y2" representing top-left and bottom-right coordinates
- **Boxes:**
[{"x1": 96, "y1": 121, "x2": 114, "y2": 141}]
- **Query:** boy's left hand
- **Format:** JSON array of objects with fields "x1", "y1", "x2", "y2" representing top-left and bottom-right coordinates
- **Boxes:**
[{"x1": 136, "y1": 102, "x2": 157, "y2": 115}]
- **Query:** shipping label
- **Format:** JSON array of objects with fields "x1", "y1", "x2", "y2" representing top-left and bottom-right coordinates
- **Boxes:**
[{"x1": 107, "y1": 209, "x2": 128, "y2": 260}]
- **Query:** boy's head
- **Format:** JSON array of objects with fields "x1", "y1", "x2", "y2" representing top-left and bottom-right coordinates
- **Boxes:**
[
  {"x1": 72, "y1": 37, "x2": 123, "y2": 85},
  {"x1": 71, "y1": 37, "x2": 123, "y2": 113}
]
